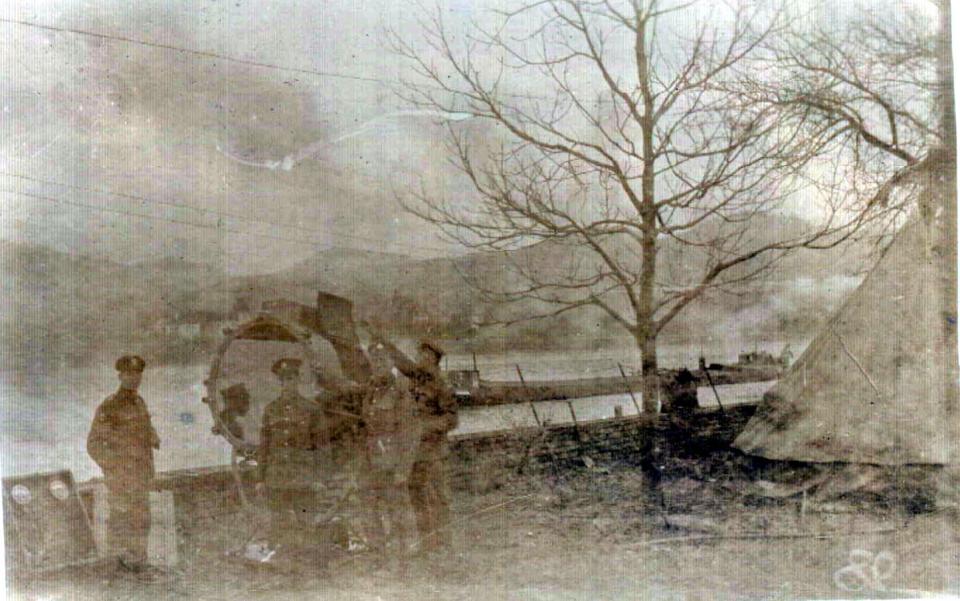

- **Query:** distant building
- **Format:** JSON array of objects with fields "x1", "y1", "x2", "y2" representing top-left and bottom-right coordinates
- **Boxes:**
[
  {"x1": 161, "y1": 310, "x2": 225, "y2": 339},
  {"x1": 445, "y1": 369, "x2": 481, "y2": 393},
  {"x1": 736, "y1": 351, "x2": 779, "y2": 367}
]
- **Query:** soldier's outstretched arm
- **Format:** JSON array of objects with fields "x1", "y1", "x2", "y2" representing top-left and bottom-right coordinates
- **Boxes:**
[
  {"x1": 377, "y1": 340, "x2": 422, "y2": 379},
  {"x1": 317, "y1": 371, "x2": 363, "y2": 396}
]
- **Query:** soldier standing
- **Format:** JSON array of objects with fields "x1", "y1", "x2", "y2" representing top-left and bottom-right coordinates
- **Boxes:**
[
  {"x1": 258, "y1": 358, "x2": 326, "y2": 567},
  {"x1": 87, "y1": 355, "x2": 159, "y2": 573},
  {"x1": 218, "y1": 383, "x2": 251, "y2": 440},
  {"x1": 315, "y1": 373, "x2": 364, "y2": 469},
  {"x1": 359, "y1": 343, "x2": 419, "y2": 561},
  {"x1": 375, "y1": 338, "x2": 458, "y2": 553},
  {"x1": 670, "y1": 368, "x2": 699, "y2": 415}
]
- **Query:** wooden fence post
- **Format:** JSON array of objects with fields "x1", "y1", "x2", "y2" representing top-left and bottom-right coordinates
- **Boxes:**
[
  {"x1": 516, "y1": 364, "x2": 541, "y2": 427},
  {"x1": 618, "y1": 363, "x2": 643, "y2": 415}
]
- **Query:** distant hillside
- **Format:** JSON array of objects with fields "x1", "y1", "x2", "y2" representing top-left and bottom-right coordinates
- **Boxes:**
[
  {"x1": 1, "y1": 214, "x2": 876, "y2": 372},
  {"x1": 0, "y1": 242, "x2": 234, "y2": 374},
  {"x1": 221, "y1": 213, "x2": 874, "y2": 348}
]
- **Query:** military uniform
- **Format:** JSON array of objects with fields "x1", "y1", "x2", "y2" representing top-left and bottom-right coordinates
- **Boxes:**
[
  {"x1": 259, "y1": 358, "x2": 325, "y2": 559},
  {"x1": 383, "y1": 340, "x2": 458, "y2": 551},
  {"x1": 669, "y1": 368, "x2": 699, "y2": 420},
  {"x1": 87, "y1": 355, "x2": 158, "y2": 568},
  {"x1": 219, "y1": 383, "x2": 251, "y2": 440},
  {"x1": 313, "y1": 378, "x2": 373, "y2": 552},
  {"x1": 317, "y1": 383, "x2": 364, "y2": 468},
  {"x1": 359, "y1": 372, "x2": 418, "y2": 556}
]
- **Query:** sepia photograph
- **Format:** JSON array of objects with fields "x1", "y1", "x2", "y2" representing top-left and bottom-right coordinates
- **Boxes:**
[{"x1": 0, "y1": 0, "x2": 958, "y2": 599}]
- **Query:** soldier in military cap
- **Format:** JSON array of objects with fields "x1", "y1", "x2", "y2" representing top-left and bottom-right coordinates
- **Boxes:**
[
  {"x1": 218, "y1": 383, "x2": 251, "y2": 440},
  {"x1": 258, "y1": 357, "x2": 327, "y2": 567},
  {"x1": 87, "y1": 354, "x2": 160, "y2": 573},
  {"x1": 667, "y1": 367, "x2": 699, "y2": 425},
  {"x1": 359, "y1": 342, "x2": 419, "y2": 561},
  {"x1": 371, "y1": 337, "x2": 458, "y2": 552}
]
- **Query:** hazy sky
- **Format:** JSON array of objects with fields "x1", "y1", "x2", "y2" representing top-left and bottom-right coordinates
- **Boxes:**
[{"x1": 0, "y1": 0, "x2": 940, "y2": 274}]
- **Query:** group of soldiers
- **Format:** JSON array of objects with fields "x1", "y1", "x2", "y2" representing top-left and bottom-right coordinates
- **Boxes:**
[{"x1": 86, "y1": 336, "x2": 458, "y2": 577}]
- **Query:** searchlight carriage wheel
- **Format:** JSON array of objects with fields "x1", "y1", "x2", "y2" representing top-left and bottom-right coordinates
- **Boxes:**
[
  {"x1": 200, "y1": 294, "x2": 373, "y2": 554},
  {"x1": 203, "y1": 313, "x2": 325, "y2": 457}
]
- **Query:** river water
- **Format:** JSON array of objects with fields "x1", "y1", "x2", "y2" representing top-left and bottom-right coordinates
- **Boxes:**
[
  {"x1": 0, "y1": 341, "x2": 798, "y2": 482},
  {"x1": 443, "y1": 340, "x2": 795, "y2": 381}
]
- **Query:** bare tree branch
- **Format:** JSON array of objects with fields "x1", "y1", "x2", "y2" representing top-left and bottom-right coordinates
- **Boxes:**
[{"x1": 387, "y1": 0, "x2": 932, "y2": 410}]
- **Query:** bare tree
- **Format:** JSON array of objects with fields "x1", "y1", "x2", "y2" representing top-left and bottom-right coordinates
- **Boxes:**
[
  {"x1": 741, "y1": 0, "x2": 956, "y2": 440},
  {"x1": 736, "y1": 1, "x2": 944, "y2": 229},
  {"x1": 389, "y1": 0, "x2": 878, "y2": 411}
]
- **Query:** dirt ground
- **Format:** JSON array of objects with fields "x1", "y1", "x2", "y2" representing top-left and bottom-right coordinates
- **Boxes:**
[{"x1": 9, "y1": 461, "x2": 960, "y2": 601}]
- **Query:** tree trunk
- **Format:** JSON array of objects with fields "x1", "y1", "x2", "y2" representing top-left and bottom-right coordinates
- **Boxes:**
[
  {"x1": 637, "y1": 191, "x2": 659, "y2": 413},
  {"x1": 936, "y1": 0, "x2": 959, "y2": 467},
  {"x1": 635, "y1": 7, "x2": 660, "y2": 415},
  {"x1": 636, "y1": 328, "x2": 660, "y2": 414}
]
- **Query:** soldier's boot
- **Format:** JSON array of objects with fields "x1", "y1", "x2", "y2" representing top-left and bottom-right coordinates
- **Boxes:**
[
  {"x1": 111, "y1": 492, "x2": 151, "y2": 573},
  {"x1": 117, "y1": 538, "x2": 153, "y2": 580},
  {"x1": 117, "y1": 557, "x2": 143, "y2": 574}
]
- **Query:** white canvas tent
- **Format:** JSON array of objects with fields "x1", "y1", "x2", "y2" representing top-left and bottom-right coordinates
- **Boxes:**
[{"x1": 734, "y1": 218, "x2": 958, "y2": 467}]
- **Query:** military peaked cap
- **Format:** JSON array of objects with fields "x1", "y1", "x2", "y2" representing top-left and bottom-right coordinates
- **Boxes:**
[
  {"x1": 115, "y1": 354, "x2": 146, "y2": 373},
  {"x1": 220, "y1": 383, "x2": 251, "y2": 414},
  {"x1": 419, "y1": 339, "x2": 445, "y2": 360},
  {"x1": 220, "y1": 383, "x2": 250, "y2": 400},
  {"x1": 271, "y1": 357, "x2": 302, "y2": 377}
]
